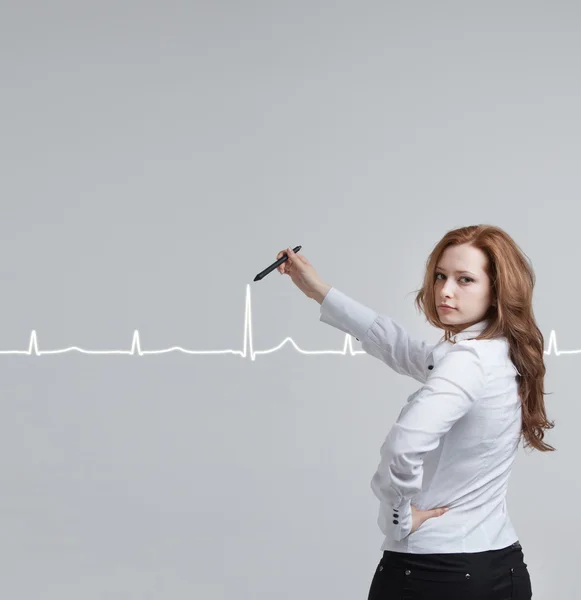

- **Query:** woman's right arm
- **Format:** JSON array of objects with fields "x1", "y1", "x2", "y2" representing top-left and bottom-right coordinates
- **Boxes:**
[{"x1": 277, "y1": 247, "x2": 434, "y2": 383}]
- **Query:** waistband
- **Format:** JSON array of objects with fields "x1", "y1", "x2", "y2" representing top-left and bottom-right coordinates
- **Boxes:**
[{"x1": 381, "y1": 540, "x2": 525, "y2": 574}]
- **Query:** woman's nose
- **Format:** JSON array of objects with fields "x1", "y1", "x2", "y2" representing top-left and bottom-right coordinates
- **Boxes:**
[{"x1": 442, "y1": 282, "x2": 456, "y2": 296}]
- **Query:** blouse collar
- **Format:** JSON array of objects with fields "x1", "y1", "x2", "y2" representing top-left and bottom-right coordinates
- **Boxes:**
[{"x1": 449, "y1": 318, "x2": 489, "y2": 343}]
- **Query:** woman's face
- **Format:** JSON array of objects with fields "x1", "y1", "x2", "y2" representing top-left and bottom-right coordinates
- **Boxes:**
[{"x1": 434, "y1": 243, "x2": 495, "y2": 327}]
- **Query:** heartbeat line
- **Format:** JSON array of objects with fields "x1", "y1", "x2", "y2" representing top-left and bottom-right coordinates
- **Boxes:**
[{"x1": 0, "y1": 284, "x2": 573, "y2": 360}]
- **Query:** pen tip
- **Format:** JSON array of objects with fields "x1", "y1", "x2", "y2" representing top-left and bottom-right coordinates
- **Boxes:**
[{"x1": 253, "y1": 274, "x2": 261, "y2": 281}]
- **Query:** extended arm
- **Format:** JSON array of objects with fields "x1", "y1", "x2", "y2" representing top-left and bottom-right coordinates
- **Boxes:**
[{"x1": 318, "y1": 286, "x2": 435, "y2": 383}]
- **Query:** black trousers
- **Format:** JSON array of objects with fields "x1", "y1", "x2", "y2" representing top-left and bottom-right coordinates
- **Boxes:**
[{"x1": 367, "y1": 540, "x2": 532, "y2": 599}]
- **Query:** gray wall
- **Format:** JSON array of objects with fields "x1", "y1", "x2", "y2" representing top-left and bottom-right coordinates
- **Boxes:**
[{"x1": 0, "y1": 2, "x2": 577, "y2": 598}]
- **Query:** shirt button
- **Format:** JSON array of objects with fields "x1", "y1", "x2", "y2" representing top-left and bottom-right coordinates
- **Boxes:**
[
  {"x1": 393, "y1": 520, "x2": 399, "y2": 524},
  {"x1": 428, "y1": 365, "x2": 434, "y2": 370},
  {"x1": 405, "y1": 570, "x2": 411, "y2": 576},
  {"x1": 465, "y1": 573, "x2": 471, "y2": 579}
]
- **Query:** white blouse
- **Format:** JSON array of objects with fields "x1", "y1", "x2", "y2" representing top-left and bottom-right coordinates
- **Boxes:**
[{"x1": 319, "y1": 286, "x2": 522, "y2": 554}]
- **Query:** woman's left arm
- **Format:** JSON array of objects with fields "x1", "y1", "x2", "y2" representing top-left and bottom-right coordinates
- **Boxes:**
[{"x1": 370, "y1": 340, "x2": 486, "y2": 541}]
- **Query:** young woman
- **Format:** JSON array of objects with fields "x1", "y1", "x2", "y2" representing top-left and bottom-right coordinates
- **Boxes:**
[{"x1": 276, "y1": 224, "x2": 553, "y2": 599}]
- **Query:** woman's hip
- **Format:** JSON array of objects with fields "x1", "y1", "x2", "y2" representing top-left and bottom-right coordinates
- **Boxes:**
[{"x1": 367, "y1": 540, "x2": 532, "y2": 599}]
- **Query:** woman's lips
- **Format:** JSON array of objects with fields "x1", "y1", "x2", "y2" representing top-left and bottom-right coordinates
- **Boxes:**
[{"x1": 439, "y1": 305, "x2": 456, "y2": 310}]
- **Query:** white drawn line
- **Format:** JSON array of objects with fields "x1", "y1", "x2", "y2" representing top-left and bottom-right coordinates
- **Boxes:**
[{"x1": 0, "y1": 284, "x2": 571, "y2": 360}]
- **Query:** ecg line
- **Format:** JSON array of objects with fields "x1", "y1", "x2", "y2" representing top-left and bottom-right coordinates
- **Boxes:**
[{"x1": 0, "y1": 284, "x2": 573, "y2": 360}]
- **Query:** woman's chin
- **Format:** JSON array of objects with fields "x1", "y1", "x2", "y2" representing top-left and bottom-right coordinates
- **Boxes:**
[{"x1": 439, "y1": 311, "x2": 458, "y2": 322}]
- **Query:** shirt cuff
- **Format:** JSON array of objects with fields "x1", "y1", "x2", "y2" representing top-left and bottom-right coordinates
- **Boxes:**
[
  {"x1": 391, "y1": 498, "x2": 413, "y2": 541},
  {"x1": 319, "y1": 287, "x2": 378, "y2": 341}
]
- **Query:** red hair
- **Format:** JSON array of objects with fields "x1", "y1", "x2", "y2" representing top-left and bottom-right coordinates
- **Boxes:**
[{"x1": 413, "y1": 224, "x2": 555, "y2": 452}]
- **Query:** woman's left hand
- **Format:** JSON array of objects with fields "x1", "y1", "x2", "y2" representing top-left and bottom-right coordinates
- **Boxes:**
[{"x1": 411, "y1": 504, "x2": 449, "y2": 534}]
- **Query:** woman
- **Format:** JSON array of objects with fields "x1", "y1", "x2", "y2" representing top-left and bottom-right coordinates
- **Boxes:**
[{"x1": 276, "y1": 224, "x2": 553, "y2": 599}]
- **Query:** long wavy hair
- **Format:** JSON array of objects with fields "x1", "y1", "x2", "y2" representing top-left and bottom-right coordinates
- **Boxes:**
[{"x1": 413, "y1": 224, "x2": 555, "y2": 453}]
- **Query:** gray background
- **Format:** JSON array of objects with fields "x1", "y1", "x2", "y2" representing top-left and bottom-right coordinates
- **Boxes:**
[{"x1": 0, "y1": 1, "x2": 577, "y2": 598}]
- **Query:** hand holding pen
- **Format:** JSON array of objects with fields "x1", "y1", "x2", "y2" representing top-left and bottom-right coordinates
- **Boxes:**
[{"x1": 274, "y1": 246, "x2": 332, "y2": 304}]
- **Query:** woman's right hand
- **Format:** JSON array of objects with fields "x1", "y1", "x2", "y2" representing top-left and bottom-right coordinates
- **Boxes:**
[{"x1": 276, "y1": 247, "x2": 331, "y2": 303}]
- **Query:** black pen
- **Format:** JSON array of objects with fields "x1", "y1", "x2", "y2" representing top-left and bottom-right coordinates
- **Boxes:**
[{"x1": 253, "y1": 245, "x2": 302, "y2": 281}]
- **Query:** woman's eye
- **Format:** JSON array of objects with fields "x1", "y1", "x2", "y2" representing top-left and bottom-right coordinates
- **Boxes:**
[{"x1": 435, "y1": 273, "x2": 473, "y2": 283}]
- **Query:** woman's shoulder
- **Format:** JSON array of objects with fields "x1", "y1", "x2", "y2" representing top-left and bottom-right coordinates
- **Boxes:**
[{"x1": 456, "y1": 337, "x2": 518, "y2": 378}]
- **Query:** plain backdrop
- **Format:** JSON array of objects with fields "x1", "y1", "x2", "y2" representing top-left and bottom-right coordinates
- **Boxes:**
[{"x1": 0, "y1": 1, "x2": 578, "y2": 598}]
